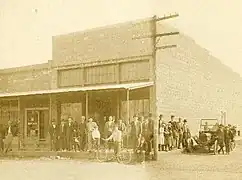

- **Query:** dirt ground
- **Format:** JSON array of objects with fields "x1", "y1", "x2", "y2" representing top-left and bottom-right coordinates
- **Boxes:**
[{"x1": 0, "y1": 141, "x2": 242, "y2": 180}]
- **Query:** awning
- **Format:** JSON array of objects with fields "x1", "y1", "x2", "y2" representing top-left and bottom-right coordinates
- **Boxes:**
[{"x1": 0, "y1": 81, "x2": 154, "y2": 98}]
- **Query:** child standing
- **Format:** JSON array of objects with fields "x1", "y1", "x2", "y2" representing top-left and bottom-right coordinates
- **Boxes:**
[
  {"x1": 73, "y1": 129, "x2": 80, "y2": 152},
  {"x1": 92, "y1": 126, "x2": 101, "y2": 152}
]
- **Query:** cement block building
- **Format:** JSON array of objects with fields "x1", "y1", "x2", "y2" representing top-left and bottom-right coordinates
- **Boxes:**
[{"x1": 0, "y1": 17, "x2": 242, "y2": 150}]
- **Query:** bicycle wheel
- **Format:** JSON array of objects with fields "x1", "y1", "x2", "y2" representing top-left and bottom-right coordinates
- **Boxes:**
[
  {"x1": 117, "y1": 148, "x2": 132, "y2": 164},
  {"x1": 96, "y1": 148, "x2": 108, "y2": 162}
]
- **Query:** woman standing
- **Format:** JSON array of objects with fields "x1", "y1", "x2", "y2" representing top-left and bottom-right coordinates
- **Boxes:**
[{"x1": 158, "y1": 115, "x2": 165, "y2": 151}]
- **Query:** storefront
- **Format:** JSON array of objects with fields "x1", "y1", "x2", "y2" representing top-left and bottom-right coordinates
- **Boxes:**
[{"x1": 0, "y1": 81, "x2": 153, "y2": 150}]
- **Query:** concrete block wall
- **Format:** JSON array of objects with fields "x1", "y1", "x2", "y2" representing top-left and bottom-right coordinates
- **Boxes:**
[{"x1": 155, "y1": 23, "x2": 242, "y2": 134}]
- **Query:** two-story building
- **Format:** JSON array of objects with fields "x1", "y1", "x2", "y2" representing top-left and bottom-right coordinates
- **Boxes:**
[{"x1": 0, "y1": 17, "x2": 242, "y2": 151}]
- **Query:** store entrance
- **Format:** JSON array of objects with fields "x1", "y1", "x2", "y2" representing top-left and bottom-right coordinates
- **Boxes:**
[
  {"x1": 89, "y1": 91, "x2": 117, "y2": 134},
  {"x1": 25, "y1": 108, "x2": 49, "y2": 141}
]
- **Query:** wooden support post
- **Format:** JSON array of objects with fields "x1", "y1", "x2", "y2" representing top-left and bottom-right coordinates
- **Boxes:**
[
  {"x1": 17, "y1": 97, "x2": 21, "y2": 150},
  {"x1": 126, "y1": 89, "x2": 130, "y2": 148},
  {"x1": 117, "y1": 91, "x2": 120, "y2": 120},
  {"x1": 49, "y1": 94, "x2": 52, "y2": 123},
  {"x1": 150, "y1": 15, "x2": 158, "y2": 161},
  {"x1": 127, "y1": 89, "x2": 130, "y2": 124},
  {"x1": 85, "y1": 92, "x2": 89, "y2": 120}
]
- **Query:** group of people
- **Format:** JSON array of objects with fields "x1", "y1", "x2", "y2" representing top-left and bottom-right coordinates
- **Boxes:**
[
  {"x1": 49, "y1": 113, "x2": 154, "y2": 162},
  {"x1": 158, "y1": 115, "x2": 191, "y2": 152},
  {"x1": 214, "y1": 123, "x2": 237, "y2": 155}
]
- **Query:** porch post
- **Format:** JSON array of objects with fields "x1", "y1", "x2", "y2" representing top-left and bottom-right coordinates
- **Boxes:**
[
  {"x1": 117, "y1": 91, "x2": 120, "y2": 120},
  {"x1": 85, "y1": 92, "x2": 89, "y2": 120},
  {"x1": 49, "y1": 94, "x2": 52, "y2": 150},
  {"x1": 17, "y1": 97, "x2": 21, "y2": 150},
  {"x1": 49, "y1": 94, "x2": 52, "y2": 123},
  {"x1": 126, "y1": 89, "x2": 130, "y2": 124}
]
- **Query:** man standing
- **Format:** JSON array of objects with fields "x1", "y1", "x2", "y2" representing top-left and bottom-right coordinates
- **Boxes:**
[
  {"x1": 0, "y1": 124, "x2": 4, "y2": 153},
  {"x1": 79, "y1": 116, "x2": 86, "y2": 151},
  {"x1": 66, "y1": 117, "x2": 74, "y2": 151},
  {"x1": 182, "y1": 119, "x2": 190, "y2": 149},
  {"x1": 217, "y1": 124, "x2": 225, "y2": 154},
  {"x1": 104, "y1": 116, "x2": 115, "y2": 150},
  {"x1": 130, "y1": 114, "x2": 142, "y2": 152},
  {"x1": 169, "y1": 115, "x2": 178, "y2": 149},
  {"x1": 142, "y1": 116, "x2": 151, "y2": 148},
  {"x1": 59, "y1": 119, "x2": 67, "y2": 151},
  {"x1": 103, "y1": 125, "x2": 122, "y2": 159},
  {"x1": 4, "y1": 120, "x2": 17, "y2": 153},
  {"x1": 177, "y1": 118, "x2": 183, "y2": 149},
  {"x1": 224, "y1": 126, "x2": 233, "y2": 154},
  {"x1": 49, "y1": 120, "x2": 59, "y2": 151},
  {"x1": 86, "y1": 117, "x2": 98, "y2": 152},
  {"x1": 116, "y1": 119, "x2": 126, "y2": 148}
]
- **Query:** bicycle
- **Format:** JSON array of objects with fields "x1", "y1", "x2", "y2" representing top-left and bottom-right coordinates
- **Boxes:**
[{"x1": 95, "y1": 139, "x2": 132, "y2": 164}]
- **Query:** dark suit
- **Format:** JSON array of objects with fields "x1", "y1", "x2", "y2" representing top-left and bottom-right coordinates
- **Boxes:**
[
  {"x1": 59, "y1": 123, "x2": 67, "y2": 150},
  {"x1": 130, "y1": 121, "x2": 142, "y2": 150},
  {"x1": 49, "y1": 124, "x2": 59, "y2": 151},
  {"x1": 79, "y1": 122, "x2": 86, "y2": 151},
  {"x1": 142, "y1": 120, "x2": 153, "y2": 153},
  {"x1": 224, "y1": 129, "x2": 233, "y2": 154},
  {"x1": 0, "y1": 125, "x2": 4, "y2": 152},
  {"x1": 66, "y1": 122, "x2": 74, "y2": 151}
]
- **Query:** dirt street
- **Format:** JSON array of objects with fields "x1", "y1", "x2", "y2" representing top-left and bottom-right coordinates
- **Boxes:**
[{"x1": 0, "y1": 141, "x2": 242, "y2": 180}]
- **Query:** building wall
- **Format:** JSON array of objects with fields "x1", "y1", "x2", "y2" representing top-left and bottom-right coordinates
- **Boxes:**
[
  {"x1": 155, "y1": 23, "x2": 242, "y2": 134},
  {"x1": 52, "y1": 18, "x2": 153, "y2": 67},
  {"x1": 0, "y1": 63, "x2": 51, "y2": 93}
]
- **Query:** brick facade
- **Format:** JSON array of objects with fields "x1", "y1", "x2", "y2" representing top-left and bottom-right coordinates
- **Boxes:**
[
  {"x1": 52, "y1": 18, "x2": 153, "y2": 67},
  {"x1": 0, "y1": 63, "x2": 52, "y2": 93},
  {"x1": 156, "y1": 23, "x2": 242, "y2": 134}
]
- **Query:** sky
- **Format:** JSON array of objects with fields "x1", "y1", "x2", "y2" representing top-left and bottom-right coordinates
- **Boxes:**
[{"x1": 0, "y1": 0, "x2": 242, "y2": 75}]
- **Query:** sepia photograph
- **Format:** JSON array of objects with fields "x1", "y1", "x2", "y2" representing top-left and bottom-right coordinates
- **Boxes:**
[{"x1": 0, "y1": 0, "x2": 242, "y2": 179}]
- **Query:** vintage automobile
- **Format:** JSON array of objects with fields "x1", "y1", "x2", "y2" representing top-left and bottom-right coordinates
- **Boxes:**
[{"x1": 186, "y1": 119, "x2": 219, "y2": 154}]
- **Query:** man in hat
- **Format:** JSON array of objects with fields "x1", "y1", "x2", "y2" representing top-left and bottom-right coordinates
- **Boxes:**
[
  {"x1": 224, "y1": 125, "x2": 233, "y2": 154},
  {"x1": 59, "y1": 119, "x2": 67, "y2": 151},
  {"x1": 86, "y1": 117, "x2": 98, "y2": 152},
  {"x1": 49, "y1": 119, "x2": 59, "y2": 151},
  {"x1": 66, "y1": 117, "x2": 74, "y2": 151},
  {"x1": 130, "y1": 114, "x2": 142, "y2": 151},
  {"x1": 182, "y1": 119, "x2": 190, "y2": 149},
  {"x1": 79, "y1": 116, "x2": 86, "y2": 151},
  {"x1": 177, "y1": 118, "x2": 183, "y2": 149},
  {"x1": 216, "y1": 124, "x2": 225, "y2": 154},
  {"x1": 169, "y1": 115, "x2": 178, "y2": 149},
  {"x1": 104, "y1": 116, "x2": 115, "y2": 150},
  {"x1": 4, "y1": 120, "x2": 18, "y2": 153},
  {"x1": 0, "y1": 124, "x2": 4, "y2": 153}
]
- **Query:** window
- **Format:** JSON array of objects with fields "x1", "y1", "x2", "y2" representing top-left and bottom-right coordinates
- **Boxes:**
[
  {"x1": 0, "y1": 100, "x2": 19, "y2": 126},
  {"x1": 85, "y1": 65, "x2": 116, "y2": 85},
  {"x1": 58, "y1": 68, "x2": 83, "y2": 87},
  {"x1": 120, "y1": 60, "x2": 150, "y2": 82}
]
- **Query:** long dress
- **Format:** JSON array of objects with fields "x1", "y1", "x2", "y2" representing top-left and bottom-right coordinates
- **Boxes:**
[{"x1": 158, "y1": 126, "x2": 165, "y2": 145}]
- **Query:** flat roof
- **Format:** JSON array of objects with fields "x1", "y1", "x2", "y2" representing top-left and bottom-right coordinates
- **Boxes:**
[{"x1": 0, "y1": 81, "x2": 154, "y2": 98}]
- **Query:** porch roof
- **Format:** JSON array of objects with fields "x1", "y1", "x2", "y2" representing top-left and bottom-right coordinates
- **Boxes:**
[{"x1": 0, "y1": 81, "x2": 154, "y2": 98}]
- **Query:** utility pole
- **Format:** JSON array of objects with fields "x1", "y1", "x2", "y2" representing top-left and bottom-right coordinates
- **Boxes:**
[{"x1": 134, "y1": 13, "x2": 179, "y2": 160}]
